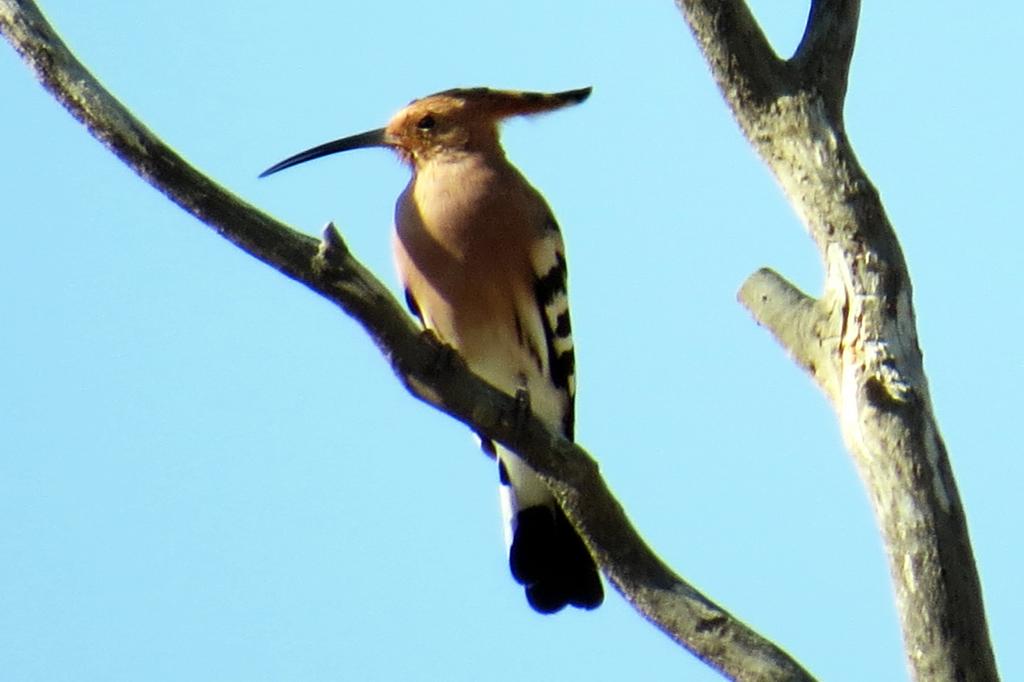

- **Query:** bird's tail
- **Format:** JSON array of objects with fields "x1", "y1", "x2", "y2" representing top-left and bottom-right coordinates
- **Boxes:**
[{"x1": 497, "y1": 446, "x2": 603, "y2": 613}]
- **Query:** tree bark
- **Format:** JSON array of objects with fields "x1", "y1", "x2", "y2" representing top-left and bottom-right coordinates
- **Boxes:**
[{"x1": 675, "y1": 1, "x2": 999, "y2": 679}]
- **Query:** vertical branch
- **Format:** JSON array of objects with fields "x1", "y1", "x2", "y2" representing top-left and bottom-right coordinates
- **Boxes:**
[
  {"x1": 677, "y1": 0, "x2": 1000, "y2": 679},
  {"x1": 792, "y1": 0, "x2": 861, "y2": 120}
]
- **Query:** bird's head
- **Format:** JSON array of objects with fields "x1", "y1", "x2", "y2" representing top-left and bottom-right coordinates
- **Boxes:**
[{"x1": 259, "y1": 87, "x2": 591, "y2": 176}]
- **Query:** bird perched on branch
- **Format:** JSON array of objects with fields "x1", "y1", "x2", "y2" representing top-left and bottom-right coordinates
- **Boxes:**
[{"x1": 261, "y1": 86, "x2": 602, "y2": 613}]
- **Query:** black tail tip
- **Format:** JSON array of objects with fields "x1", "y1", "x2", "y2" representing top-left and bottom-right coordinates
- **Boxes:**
[
  {"x1": 509, "y1": 506, "x2": 604, "y2": 614},
  {"x1": 525, "y1": 572, "x2": 603, "y2": 614}
]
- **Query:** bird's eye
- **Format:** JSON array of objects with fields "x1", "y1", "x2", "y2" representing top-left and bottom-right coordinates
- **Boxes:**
[{"x1": 416, "y1": 114, "x2": 436, "y2": 131}]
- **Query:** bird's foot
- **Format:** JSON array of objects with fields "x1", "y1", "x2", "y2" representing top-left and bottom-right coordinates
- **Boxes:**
[{"x1": 511, "y1": 385, "x2": 532, "y2": 436}]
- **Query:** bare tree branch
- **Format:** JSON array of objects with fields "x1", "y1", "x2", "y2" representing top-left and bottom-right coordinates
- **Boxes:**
[
  {"x1": 793, "y1": 0, "x2": 860, "y2": 120},
  {"x1": 737, "y1": 268, "x2": 824, "y2": 377},
  {"x1": 674, "y1": 0, "x2": 784, "y2": 109},
  {"x1": 1, "y1": 0, "x2": 815, "y2": 679},
  {"x1": 677, "y1": 0, "x2": 1000, "y2": 679}
]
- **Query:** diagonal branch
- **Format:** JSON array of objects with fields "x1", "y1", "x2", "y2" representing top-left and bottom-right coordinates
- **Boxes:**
[
  {"x1": 674, "y1": 0, "x2": 786, "y2": 109},
  {"x1": 1, "y1": 0, "x2": 813, "y2": 679},
  {"x1": 676, "y1": 1, "x2": 999, "y2": 679}
]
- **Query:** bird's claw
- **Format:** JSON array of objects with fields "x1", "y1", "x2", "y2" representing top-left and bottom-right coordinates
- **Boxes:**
[{"x1": 511, "y1": 386, "x2": 532, "y2": 434}]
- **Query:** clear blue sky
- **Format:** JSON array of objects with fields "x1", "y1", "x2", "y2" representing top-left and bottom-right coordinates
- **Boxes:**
[{"x1": 3, "y1": 2, "x2": 1020, "y2": 680}]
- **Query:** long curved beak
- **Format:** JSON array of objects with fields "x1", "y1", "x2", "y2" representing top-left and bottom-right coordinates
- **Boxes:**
[{"x1": 259, "y1": 128, "x2": 388, "y2": 178}]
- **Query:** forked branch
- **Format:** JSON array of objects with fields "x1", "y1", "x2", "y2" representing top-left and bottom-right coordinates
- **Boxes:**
[{"x1": 676, "y1": 0, "x2": 999, "y2": 679}]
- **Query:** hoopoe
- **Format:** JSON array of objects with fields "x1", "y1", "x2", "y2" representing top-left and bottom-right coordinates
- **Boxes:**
[{"x1": 261, "y1": 87, "x2": 602, "y2": 613}]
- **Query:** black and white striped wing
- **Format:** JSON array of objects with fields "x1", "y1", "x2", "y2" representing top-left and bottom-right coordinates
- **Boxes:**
[{"x1": 529, "y1": 215, "x2": 576, "y2": 439}]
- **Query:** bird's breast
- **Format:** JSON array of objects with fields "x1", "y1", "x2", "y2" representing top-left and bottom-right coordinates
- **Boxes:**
[
  {"x1": 392, "y1": 156, "x2": 545, "y2": 360},
  {"x1": 395, "y1": 156, "x2": 540, "y2": 274}
]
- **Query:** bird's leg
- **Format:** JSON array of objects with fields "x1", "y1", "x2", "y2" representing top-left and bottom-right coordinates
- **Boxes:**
[
  {"x1": 510, "y1": 375, "x2": 533, "y2": 439},
  {"x1": 481, "y1": 380, "x2": 533, "y2": 463}
]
